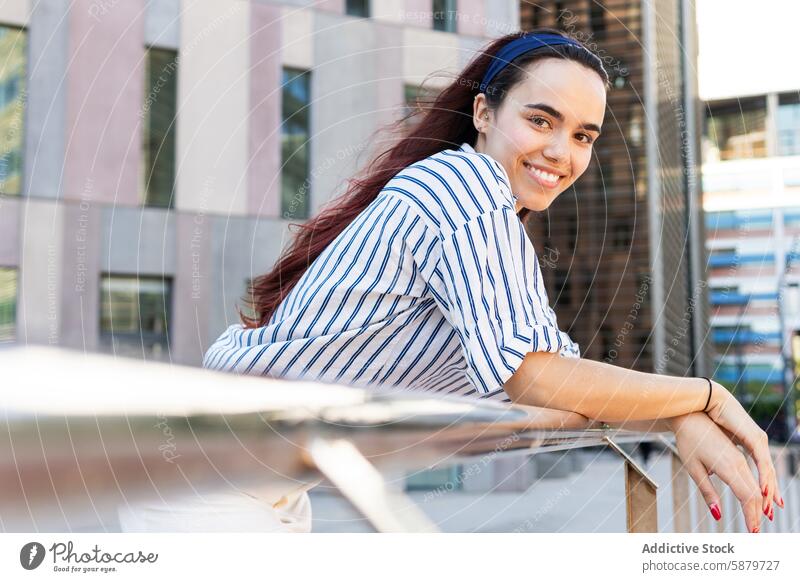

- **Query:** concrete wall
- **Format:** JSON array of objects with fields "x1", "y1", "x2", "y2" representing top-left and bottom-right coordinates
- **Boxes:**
[
  {"x1": 248, "y1": 1, "x2": 282, "y2": 218},
  {"x1": 23, "y1": 0, "x2": 68, "y2": 201},
  {"x1": 145, "y1": 0, "x2": 180, "y2": 49},
  {"x1": 16, "y1": 199, "x2": 63, "y2": 344},
  {"x1": 175, "y1": 0, "x2": 250, "y2": 215},
  {"x1": 0, "y1": 0, "x2": 28, "y2": 26},
  {"x1": 0, "y1": 198, "x2": 20, "y2": 266},
  {"x1": 63, "y1": 0, "x2": 146, "y2": 205}
]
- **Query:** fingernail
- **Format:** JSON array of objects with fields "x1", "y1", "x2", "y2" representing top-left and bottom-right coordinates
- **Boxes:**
[
  {"x1": 709, "y1": 503, "x2": 721, "y2": 521},
  {"x1": 762, "y1": 486, "x2": 768, "y2": 496},
  {"x1": 778, "y1": 496, "x2": 784, "y2": 508},
  {"x1": 763, "y1": 505, "x2": 770, "y2": 517},
  {"x1": 751, "y1": 526, "x2": 760, "y2": 533},
  {"x1": 769, "y1": 508, "x2": 774, "y2": 521}
]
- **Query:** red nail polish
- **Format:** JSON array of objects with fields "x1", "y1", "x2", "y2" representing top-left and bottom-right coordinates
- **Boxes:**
[
  {"x1": 762, "y1": 486, "x2": 768, "y2": 496},
  {"x1": 764, "y1": 505, "x2": 770, "y2": 516},
  {"x1": 778, "y1": 497, "x2": 784, "y2": 508},
  {"x1": 751, "y1": 526, "x2": 760, "y2": 533},
  {"x1": 769, "y1": 508, "x2": 774, "y2": 521},
  {"x1": 709, "y1": 503, "x2": 721, "y2": 521}
]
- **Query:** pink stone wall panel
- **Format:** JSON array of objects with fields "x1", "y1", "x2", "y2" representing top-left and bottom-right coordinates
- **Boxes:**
[
  {"x1": 404, "y1": 0, "x2": 433, "y2": 28},
  {"x1": 64, "y1": 0, "x2": 146, "y2": 206},
  {"x1": 457, "y1": 0, "x2": 485, "y2": 37},
  {"x1": 248, "y1": 2, "x2": 282, "y2": 217},
  {"x1": 317, "y1": 0, "x2": 344, "y2": 14}
]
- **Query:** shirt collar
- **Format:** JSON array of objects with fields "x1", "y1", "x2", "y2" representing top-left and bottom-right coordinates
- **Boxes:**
[{"x1": 457, "y1": 143, "x2": 520, "y2": 212}]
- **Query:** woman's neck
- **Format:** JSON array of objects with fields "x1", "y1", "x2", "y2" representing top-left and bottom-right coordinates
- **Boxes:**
[{"x1": 474, "y1": 136, "x2": 523, "y2": 215}]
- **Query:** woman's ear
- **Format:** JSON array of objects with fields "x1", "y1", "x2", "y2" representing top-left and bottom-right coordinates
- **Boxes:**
[{"x1": 473, "y1": 93, "x2": 491, "y2": 134}]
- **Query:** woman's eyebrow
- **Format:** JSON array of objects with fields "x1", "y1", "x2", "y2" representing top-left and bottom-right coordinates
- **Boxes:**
[{"x1": 524, "y1": 102, "x2": 602, "y2": 135}]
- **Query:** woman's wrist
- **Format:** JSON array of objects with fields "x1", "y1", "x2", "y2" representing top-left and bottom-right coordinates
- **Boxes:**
[
  {"x1": 703, "y1": 379, "x2": 730, "y2": 417},
  {"x1": 666, "y1": 412, "x2": 697, "y2": 432}
]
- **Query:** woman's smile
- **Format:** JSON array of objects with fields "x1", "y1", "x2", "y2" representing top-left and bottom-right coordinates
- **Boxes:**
[{"x1": 522, "y1": 160, "x2": 566, "y2": 189}]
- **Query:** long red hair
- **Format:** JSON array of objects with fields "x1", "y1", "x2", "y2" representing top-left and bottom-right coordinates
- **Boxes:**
[{"x1": 240, "y1": 29, "x2": 608, "y2": 328}]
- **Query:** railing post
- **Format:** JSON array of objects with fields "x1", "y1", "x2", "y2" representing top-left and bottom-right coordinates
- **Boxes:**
[
  {"x1": 710, "y1": 475, "x2": 726, "y2": 532},
  {"x1": 604, "y1": 436, "x2": 659, "y2": 532},
  {"x1": 305, "y1": 437, "x2": 440, "y2": 533},
  {"x1": 659, "y1": 438, "x2": 692, "y2": 533}
]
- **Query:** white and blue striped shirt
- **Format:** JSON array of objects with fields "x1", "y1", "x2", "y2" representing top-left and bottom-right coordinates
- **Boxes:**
[{"x1": 203, "y1": 142, "x2": 580, "y2": 401}]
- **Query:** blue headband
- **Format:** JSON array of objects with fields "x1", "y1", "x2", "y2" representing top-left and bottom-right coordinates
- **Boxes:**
[{"x1": 479, "y1": 33, "x2": 589, "y2": 93}]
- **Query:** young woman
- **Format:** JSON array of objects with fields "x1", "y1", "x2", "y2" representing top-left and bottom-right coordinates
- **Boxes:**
[{"x1": 203, "y1": 29, "x2": 783, "y2": 533}]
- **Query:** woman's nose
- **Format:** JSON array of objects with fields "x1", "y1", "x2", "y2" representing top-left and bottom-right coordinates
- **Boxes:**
[{"x1": 543, "y1": 133, "x2": 569, "y2": 165}]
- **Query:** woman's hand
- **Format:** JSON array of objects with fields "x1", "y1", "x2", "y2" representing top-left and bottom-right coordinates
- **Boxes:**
[
  {"x1": 669, "y1": 412, "x2": 775, "y2": 532},
  {"x1": 703, "y1": 381, "x2": 784, "y2": 517}
]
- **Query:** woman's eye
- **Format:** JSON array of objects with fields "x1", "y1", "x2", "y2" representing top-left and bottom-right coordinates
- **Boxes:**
[
  {"x1": 530, "y1": 116, "x2": 551, "y2": 129},
  {"x1": 576, "y1": 133, "x2": 594, "y2": 144}
]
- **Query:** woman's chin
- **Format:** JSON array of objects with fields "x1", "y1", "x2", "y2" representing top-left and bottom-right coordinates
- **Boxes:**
[{"x1": 518, "y1": 193, "x2": 554, "y2": 212}]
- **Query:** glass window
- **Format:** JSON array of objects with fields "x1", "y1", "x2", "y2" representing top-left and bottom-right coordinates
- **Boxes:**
[
  {"x1": 433, "y1": 0, "x2": 457, "y2": 33},
  {"x1": 241, "y1": 277, "x2": 257, "y2": 323},
  {"x1": 402, "y1": 84, "x2": 438, "y2": 131},
  {"x1": 589, "y1": 1, "x2": 606, "y2": 40},
  {"x1": 405, "y1": 466, "x2": 461, "y2": 491},
  {"x1": 345, "y1": 0, "x2": 370, "y2": 17},
  {"x1": 706, "y1": 211, "x2": 735, "y2": 230},
  {"x1": 612, "y1": 219, "x2": 632, "y2": 249},
  {"x1": 553, "y1": 268, "x2": 572, "y2": 306},
  {"x1": 142, "y1": 47, "x2": 178, "y2": 208},
  {"x1": 737, "y1": 209, "x2": 773, "y2": 230},
  {"x1": 0, "y1": 267, "x2": 16, "y2": 343},
  {"x1": 404, "y1": 84, "x2": 423, "y2": 118},
  {"x1": 785, "y1": 209, "x2": 800, "y2": 228},
  {"x1": 100, "y1": 275, "x2": 171, "y2": 359},
  {"x1": 777, "y1": 93, "x2": 800, "y2": 157},
  {"x1": 599, "y1": 325, "x2": 616, "y2": 361},
  {"x1": 520, "y1": 4, "x2": 542, "y2": 30},
  {"x1": 703, "y1": 97, "x2": 767, "y2": 161},
  {"x1": 555, "y1": 1, "x2": 568, "y2": 30},
  {"x1": 282, "y1": 68, "x2": 311, "y2": 220},
  {"x1": 0, "y1": 25, "x2": 26, "y2": 196}
]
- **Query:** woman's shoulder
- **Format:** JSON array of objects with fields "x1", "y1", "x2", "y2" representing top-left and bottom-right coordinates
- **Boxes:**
[{"x1": 382, "y1": 142, "x2": 516, "y2": 236}]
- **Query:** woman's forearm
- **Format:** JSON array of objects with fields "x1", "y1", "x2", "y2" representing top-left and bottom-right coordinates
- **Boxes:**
[
  {"x1": 605, "y1": 418, "x2": 674, "y2": 433},
  {"x1": 503, "y1": 352, "x2": 711, "y2": 422}
]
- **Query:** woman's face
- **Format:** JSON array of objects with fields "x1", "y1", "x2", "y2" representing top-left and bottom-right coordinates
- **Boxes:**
[{"x1": 474, "y1": 58, "x2": 607, "y2": 212}]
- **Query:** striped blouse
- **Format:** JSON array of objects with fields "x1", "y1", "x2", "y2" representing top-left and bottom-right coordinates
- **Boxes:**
[{"x1": 203, "y1": 142, "x2": 580, "y2": 401}]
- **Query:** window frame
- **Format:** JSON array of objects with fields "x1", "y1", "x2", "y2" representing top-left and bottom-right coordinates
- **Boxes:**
[
  {"x1": 432, "y1": 0, "x2": 458, "y2": 33},
  {"x1": 0, "y1": 266, "x2": 17, "y2": 343},
  {"x1": 141, "y1": 45, "x2": 178, "y2": 209},
  {"x1": 345, "y1": 0, "x2": 370, "y2": 18},
  {"x1": 99, "y1": 273, "x2": 172, "y2": 358},
  {"x1": 281, "y1": 66, "x2": 312, "y2": 220},
  {"x1": 0, "y1": 23, "x2": 27, "y2": 197}
]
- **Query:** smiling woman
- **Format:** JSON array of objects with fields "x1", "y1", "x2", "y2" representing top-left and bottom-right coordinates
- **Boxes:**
[
  {"x1": 473, "y1": 44, "x2": 606, "y2": 212},
  {"x1": 196, "y1": 28, "x2": 784, "y2": 534}
]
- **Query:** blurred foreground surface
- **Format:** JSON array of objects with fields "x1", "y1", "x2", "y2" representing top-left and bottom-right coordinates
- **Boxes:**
[{"x1": 12, "y1": 449, "x2": 798, "y2": 534}]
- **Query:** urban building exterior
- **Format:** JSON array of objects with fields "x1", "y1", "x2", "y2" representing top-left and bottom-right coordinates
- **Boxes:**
[
  {"x1": 519, "y1": 0, "x2": 710, "y2": 379},
  {"x1": 0, "y1": 0, "x2": 519, "y2": 364},
  {"x1": 0, "y1": 0, "x2": 722, "y2": 498},
  {"x1": 698, "y1": 0, "x2": 800, "y2": 439}
]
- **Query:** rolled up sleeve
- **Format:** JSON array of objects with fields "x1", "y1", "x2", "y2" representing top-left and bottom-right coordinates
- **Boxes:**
[{"x1": 429, "y1": 207, "x2": 580, "y2": 395}]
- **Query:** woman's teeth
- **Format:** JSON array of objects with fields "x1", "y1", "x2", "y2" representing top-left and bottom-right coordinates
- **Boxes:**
[{"x1": 524, "y1": 162, "x2": 561, "y2": 187}]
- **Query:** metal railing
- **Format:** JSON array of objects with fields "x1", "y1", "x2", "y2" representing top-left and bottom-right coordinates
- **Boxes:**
[{"x1": 1, "y1": 345, "x2": 798, "y2": 533}]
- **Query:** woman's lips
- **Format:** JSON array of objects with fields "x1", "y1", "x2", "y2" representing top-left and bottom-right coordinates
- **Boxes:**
[{"x1": 523, "y1": 162, "x2": 563, "y2": 189}]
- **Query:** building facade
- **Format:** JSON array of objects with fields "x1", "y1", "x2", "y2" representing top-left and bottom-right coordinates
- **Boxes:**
[
  {"x1": 520, "y1": 0, "x2": 710, "y2": 379},
  {"x1": 0, "y1": 0, "x2": 519, "y2": 364},
  {"x1": 702, "y1": 92, "x2": 800, "y2": 439},
  {"x1": 696, "y1": 0, "x2": 800, "y2": 439}
]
